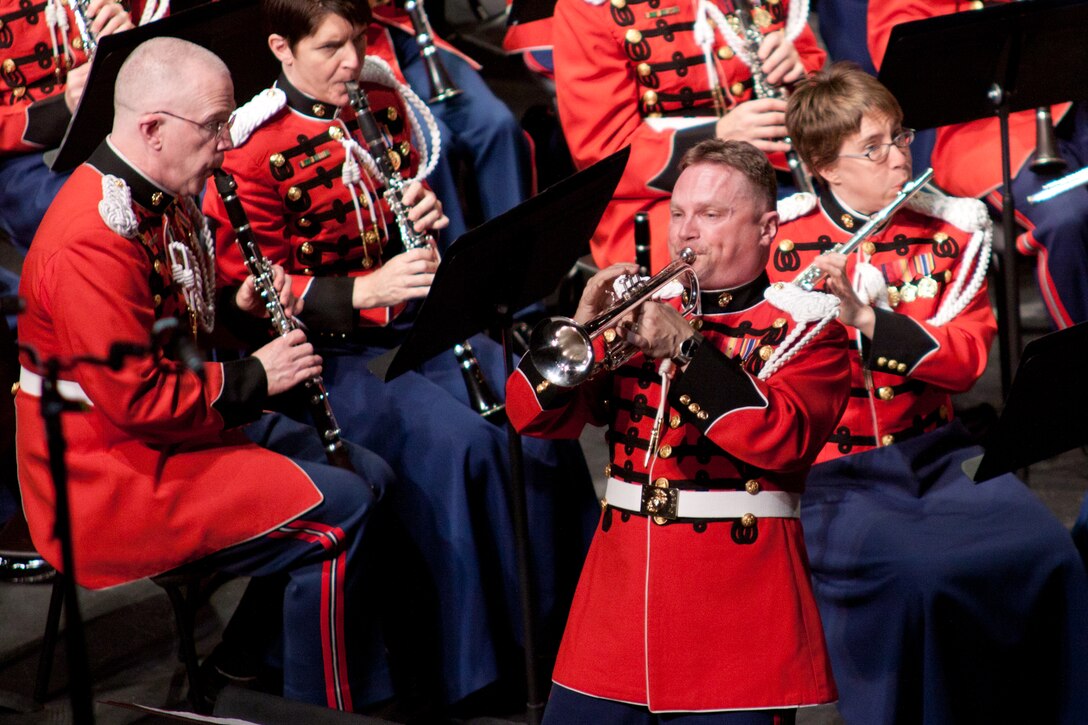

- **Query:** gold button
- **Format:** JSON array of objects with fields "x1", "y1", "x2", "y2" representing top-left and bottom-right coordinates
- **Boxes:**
[
  {"x1": 387, "y1": 149, "x2": 402, "y2": 171},
  {"x1": 386, "y1": 107, "x2": 399, "y2": 122},
  {"x1": 717, "y1": 292, "x2": 733, "y2": 307},
  {"x1": 611, "y1": 0, "x2": 626, "y2": 7},
  {"x1": 881, "y1": 434, "x2": 895, "y2": 446},
  {"x1": 536, "y1": 380, "x2": 550, "y2": 393},
  {"x1": 658, "y1": 443, "x2": 672, "y2": 458},
  {"x1": 778, "y1": 239, "x2": 794, "y2": 252},
  {"x1": 604, "y1": 463, "x2": 612, "y2": 478},
  {"x1": 653, "y1": 515, "x2": 670, "y2": 526},
  {"x1": 688, "y1": 403, "x2": 700, "y2": 413},
  {"x1": 897, "y1": 363, "x2": 907, "y2": 373},
  {"x1": 717, "y1": 46, "x2": 734, "y2": 60},
  {"x1": 0, "y1": 20, "x2": 5, "y2": 31},
  {"x1": 298, "y1": 217, "x2": 312, "y2": 228},
  {"x1": 153, "y1": 259, "x2": 163, "y2": 274},
  {"x1": 886, "y1": 359, "x2": 898, "y2": 369},
  {"x1": 669, "y1": 413, "x2": 682, "y2": 429},
  {"x1": 697, "y1": 411, "x2": 708, "y2": 420},
  {"x1": 312, "y1": 104, "x2": 327, "y2": 117},
  {"x1": 759, "y1": 345, "x2": 774, "y2": 361},
  {"x1": 654, "y1": 477, "x2": 669, "y2": 488},
  {"x1": 690, "y1": 318, "x2": 703, "y2": 331},
  {"x1": 679, "y1": 394, "x2": 691, "y2": 405},
  {"x1": 740, "y1": 513, "x2": 756, "y2": 528},
  {"x1": 153, "y1": 294, "x2": 162, "y2": 307},
  {"x1": 841, "y1": 214, "x2": 855, "y2": 229},
  {"x1": 287, "y1": 186, "x2": 302, "y2": 202},
  {"x1": 745, "y1": 480, "x2": 760, "y2": 495},
  {"x1": 151, "y1": 191, "x2": 163, "y2": 207},
  {"x1": 933, "y1": 232, "x2": 949, "y2": 243},
  {"x1": 1, "y1": 59, "x2": 13, "y2": 74},
  {"x1": 969, "y1": 0, "x2": 983, "y2": 9},
  {"x1": 861, "y1": 241, "x2": 876, "y2": 256},
  {"x1": 329, "y1": 126, "x2": 344, "y2": 140},
  {"x1": 876, "y1": 356, "x2": 887, "y2": 368},
  {"x1": 270, "y1": 153, "x2": 286, "y2": 167},
  {"x1": 773, "y1": 317, "x2": 786, "y2": 328},
  {"x1": 10, "y1": 381, "x2": 19, "y2": 396},
  {"x1": 887, "y1": 287, "x2": 901, "y2": 307},
  {"x1": 940, "y1": 405, "x2": 949, "y2": 420},
  {"x1": 944, "y1": 270, "x2": 953, "y2": 283},
  {"x1": 877, "y1": 386, "x2": 894, "y2": 401},
  {"x1": 300, "y1": 242, "x2": 314, "y2": 255},
  {"x1": 637, "y1": 62, "x2": 652, "y2": 77},
  {"x1": 72, "y1": 36, "x2": 83, "y2": 51},
  {"x1": 399, "y1": 141, "x2": 412, "y2": 156},
  {"x1": 603, "y1": 328, "x2": 617, "y2": 343},
  {"x1": 642, "y1": 90, "x2": 658, "y2": 106},
  {"x1": 726, "y1": 82, "x2": 743, "y2": 97},
  {"x1": 12, "y1": 86, "x2": 24, "y2": 99},
  {"x1": 625, "y1": 28, "x2": 643, "y2": 43},
  {"x1": 363, "y1": 229, "x2": 381, "y2": 245}
]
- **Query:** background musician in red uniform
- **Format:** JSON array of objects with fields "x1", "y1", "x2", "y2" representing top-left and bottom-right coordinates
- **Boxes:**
[
  {"x1": 553, "y1": 0, "x2": 825, "y2": 272},
  {"x1": 869, "y1": 0, "x2": 1088, "y2": 330},
  {"x1": 203, "y1": 0, "x2": 597, "y2": 711},
  {"x1": 768, "y1": 62, "x2": 1088, "y2": 723},
  {"x1": 15, "y1": 36, "x2": 396, "y2": 711},
  {"x1": 508, "y1": 139, "x2": 849, "y2": 722}
]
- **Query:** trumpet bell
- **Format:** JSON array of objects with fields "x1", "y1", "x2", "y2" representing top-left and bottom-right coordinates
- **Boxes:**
[{"x1": 528, "y1": 316, "x2": 595, "y2": 388}]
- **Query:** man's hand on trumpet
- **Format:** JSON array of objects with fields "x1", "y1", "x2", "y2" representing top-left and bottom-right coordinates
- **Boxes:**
[
  {"x1": 572, "y1": 262, "x2": 640, "y2": 325},
  {"x1": 621, "y1": 302, "x2": 696, "y2": 367}
]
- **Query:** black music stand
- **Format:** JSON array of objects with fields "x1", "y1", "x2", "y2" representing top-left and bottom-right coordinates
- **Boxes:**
[
  {"x1": 963, "y1": 321, "x2": 1088, "y2": 483},
  {"x1": 369, "y1": 147, "x2": 629, "y2": 725},
  {"x1": 879, "y1": 0, "x2": 1088, "y2": 396},
  {"x1": 49, "y1": 0, "x2": 278, "y2": 172}
]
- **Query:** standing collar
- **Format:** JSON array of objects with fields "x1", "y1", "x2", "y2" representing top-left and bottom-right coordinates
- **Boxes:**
[
  {"x1": 699, "y1": 271, "x2": 769, "y2": 313},
  {"x1": 818, "y1": 185, "x2": 871, "y2": 234},
  {"x1": 276, "y1": 73, "x2": 342, "y2": 120},
  {"x1": 87, "y1": 139, "x2": 175, "y2": 214}
]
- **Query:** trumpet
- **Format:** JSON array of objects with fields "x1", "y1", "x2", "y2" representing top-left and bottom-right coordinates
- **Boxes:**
[{"x1": 529, "y1": 248, "x2": 700, "y2": 387}]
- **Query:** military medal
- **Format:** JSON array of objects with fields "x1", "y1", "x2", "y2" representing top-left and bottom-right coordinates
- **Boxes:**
[
  {"x1": 887, "y1": 286, "x2": 901, "y2": 308},
  {"x1": 751, "y1": 5, "x2": 773, "y2": 27},
  {"x1": 917, "y1": 276, "x2": 939, "y2": 298},
  {"x1": 900, "y1": 281, "x2": 918, "y2": 303}
]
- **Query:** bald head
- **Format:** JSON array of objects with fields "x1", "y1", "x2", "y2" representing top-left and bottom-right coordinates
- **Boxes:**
[
  {"x1": 114, "y1": 37, "x2": 230, "y2": 122},
  {"x1": 110, "y1": 37, "x2": 236, "y2": 197}
]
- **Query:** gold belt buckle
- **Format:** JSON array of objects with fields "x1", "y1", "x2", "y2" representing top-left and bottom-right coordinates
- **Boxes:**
[{"x1": 641, "y1": 481, "x2": 678, "y2": 523}]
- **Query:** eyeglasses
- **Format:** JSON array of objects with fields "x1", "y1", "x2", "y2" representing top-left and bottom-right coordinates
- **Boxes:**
[
  {"x1": 155, "y1": 109, "x2": 234, "y2": 139},
  {"x1": 838, "y1": 128, "x2": 915, "y2": 163}
]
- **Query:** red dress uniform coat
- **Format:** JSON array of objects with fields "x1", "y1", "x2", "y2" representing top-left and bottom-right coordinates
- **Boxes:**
[
  {"x1": 0, "y1": 0, "x2": 89, "y2": 154},
  {"x1": 16, "y1": 143, "x2": 322, "y2": 589},
  {"x1": 867, "y1": 0, "x2": 1070, "y2": 199},
  {"x1": 507, "y1": 277, "x2": 848, "y2": 711},
  {"x1": 553, "y1": 0, "x2": 825, "y2": 272},
  {"x1": 767, "y1": 190, "x2": 996, "y2": 463},
  {"x1": 205, "y1": 75, "x2": 422, "y2": 331}
]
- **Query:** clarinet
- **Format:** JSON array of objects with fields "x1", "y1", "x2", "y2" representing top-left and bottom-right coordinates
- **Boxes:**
[
  {"x1": 732, "y1": 0, "x2": 814, "y2": 195},
  {"x1": 403, "y1": 0, "x2": 462, "y2": 104},
  {"x1": 70, "y1": 0, "x2": 97, "y2": 54},
  {"x1": 212, "y1": 170, "x2": 356, "y2": 472},
  {"x1": 344, "y1": 80, "x2": 505, "y2": 425}
]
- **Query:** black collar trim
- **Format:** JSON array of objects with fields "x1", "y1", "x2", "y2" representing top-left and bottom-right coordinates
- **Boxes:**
[
  {"x1": 819, "y1": 185, "x2": 869, "y2": 233},
  {"x1": 277, "y1": 73, "x2": 341, "y2": 120},
  {"x1": 699, "y1": 272, "x2": 769, "y2": 314},
  {"x1": 87, "y1": 141, "x2": 175, "y2": 214}
]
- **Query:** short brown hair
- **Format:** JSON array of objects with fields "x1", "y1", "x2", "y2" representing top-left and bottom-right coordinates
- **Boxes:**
[
  {"x1": 786, "y1": 62, "x2": 903, "y2": 181},
  {"x1": 262, "y1": 0, "x2": 371, "y2": 49},
  {"x1": 678, "y1": 139, "x2": 776, "y2": 215}
]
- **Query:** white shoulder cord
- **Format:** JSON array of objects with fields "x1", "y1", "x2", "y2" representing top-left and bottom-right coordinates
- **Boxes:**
[
  {"x1": 230, "y1": 88, "x2": 287, "y2": 148},
  {"x1": 359, "y1": 55, "x2": 442, "y2": 184},
  {"x1": 49, "y1": 0, "x2": 72, "y2": 69},
  {"x1": 166, "y1": 198, "x2": 216, "y2": 334},
  {"x1": 99, "y1": 174, "x2": 139, "y2": 238},
  {"x1": 138, "y1": 0, "x2": 169, "y2": 26},
  {"x1": 760, "y1": 283, "x2": 839, "y2": 380},
  {"x1": 906, "y1": 191, "x2": 993, "y2": 327}
]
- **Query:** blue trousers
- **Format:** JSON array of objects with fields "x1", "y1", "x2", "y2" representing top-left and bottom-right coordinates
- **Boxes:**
[
  {"x1": 392, "y1": 29, "x2": 531, "y2": 230},
  {"x1": 201, "y1": 412, "x2": 395, "y2": 710},
  {"x1": 542, "y1": 685, "x2": 797, "y2": 725},
  {"x1": 802, "y1": 422, "x2": 1088, "y2": 725},
  {"x1": 318, "y1": 332, "x2": 596, "y2": 704}
]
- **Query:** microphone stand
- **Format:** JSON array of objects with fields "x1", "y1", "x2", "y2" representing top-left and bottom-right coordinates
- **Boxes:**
[{"x1": 19, "y1": 325, "x2": 196, "y2": 725}]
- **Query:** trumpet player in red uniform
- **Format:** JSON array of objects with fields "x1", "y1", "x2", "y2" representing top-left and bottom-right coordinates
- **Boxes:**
[
  {"x1": 508, "y1": 138, "x2": 849, "y2": 723},
  {"x1": 202, "y1": 0, "x2": 596, "y2": 711},
  {"x1": 552, "y1": 0, "x2": 826, "y2": 273},
  {"x1": 766, "y1": 62, "x2": 1088, "y2": 724}
]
